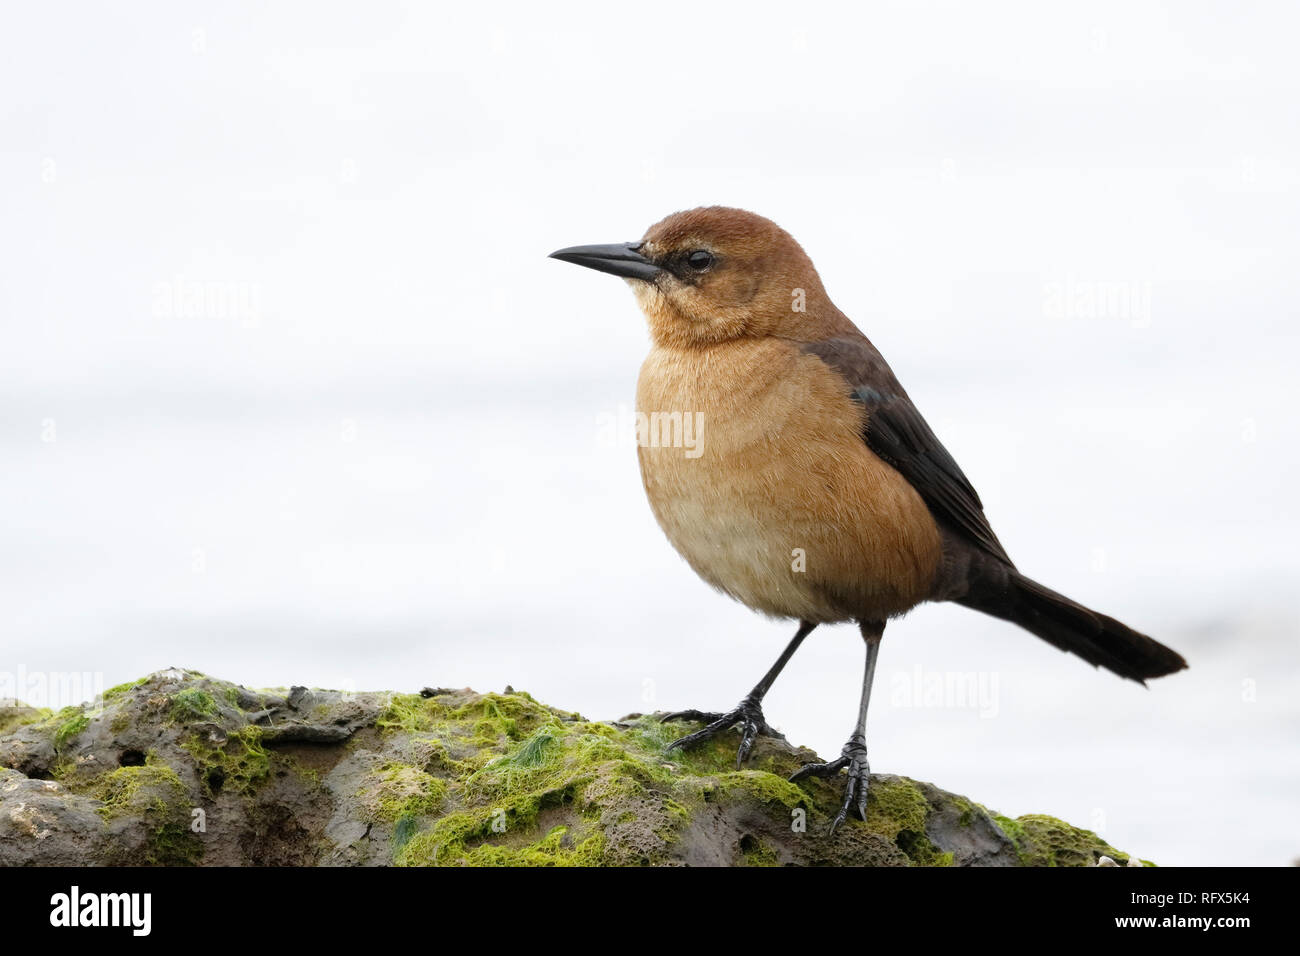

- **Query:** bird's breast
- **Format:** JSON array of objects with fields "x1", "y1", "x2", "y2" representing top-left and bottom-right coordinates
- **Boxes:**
[{"x1": 635, "y1": 339, "x2": 943, "y2": 623}]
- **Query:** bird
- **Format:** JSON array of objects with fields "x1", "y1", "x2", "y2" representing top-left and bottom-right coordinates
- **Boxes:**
[{"x1": 549, "y1": 207, "x2": 1187, "y2": 833}]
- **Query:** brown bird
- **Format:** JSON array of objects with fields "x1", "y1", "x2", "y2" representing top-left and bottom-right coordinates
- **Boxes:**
[{"x1": 550, "y1": 207, "x2": 1187, "y2": 831}]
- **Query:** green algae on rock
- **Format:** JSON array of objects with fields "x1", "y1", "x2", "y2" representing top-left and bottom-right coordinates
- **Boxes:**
[{"x1": 0, "y1": 671, "x2": 1154, "y2": 867}]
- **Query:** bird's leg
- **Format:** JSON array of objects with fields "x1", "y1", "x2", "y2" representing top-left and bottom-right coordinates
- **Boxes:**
[
  {"x1": 662, "y1": 620, "x2": 817, "y2": 767},
  {"x1": 790, "y1": 620, "x2": 884, "y2": 834}
]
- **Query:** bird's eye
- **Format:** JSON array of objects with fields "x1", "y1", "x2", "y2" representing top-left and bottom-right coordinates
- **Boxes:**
[{"x1": 686, "y1": 250, "x2": 714, "y2": 271}]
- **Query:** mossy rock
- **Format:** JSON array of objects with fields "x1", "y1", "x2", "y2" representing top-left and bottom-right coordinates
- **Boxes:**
[{"x1": 0, "y1": 670, "x2": 1156, "y2": 867}]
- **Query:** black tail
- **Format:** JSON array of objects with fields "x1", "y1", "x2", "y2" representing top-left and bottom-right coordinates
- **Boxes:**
[{"x1": 960, "y1": 572, "x2": 1187, "y2": 683}]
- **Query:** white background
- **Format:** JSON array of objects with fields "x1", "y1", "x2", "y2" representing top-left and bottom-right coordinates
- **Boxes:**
[{"x1": 2, "y1": 2, "x2": 1296, "y2": 866}]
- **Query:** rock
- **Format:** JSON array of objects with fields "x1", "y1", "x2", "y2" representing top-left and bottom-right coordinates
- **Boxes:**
[
  {"x1": 0, "y1": 700, "x2": 44, "y2": 736},
  {"x1": 0, "y1": 669, "x2": 1154, "y2": 867},
  {"x1": 0, "y1": 769, "x2": 107, "y2": 865}
]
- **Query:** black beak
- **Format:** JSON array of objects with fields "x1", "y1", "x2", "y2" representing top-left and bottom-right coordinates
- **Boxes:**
[{"x1": 548, "y1": 242, "x2": 662, "y2": 281}]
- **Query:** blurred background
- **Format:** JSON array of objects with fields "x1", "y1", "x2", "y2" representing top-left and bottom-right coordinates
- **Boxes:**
[{"x1": 2, "y1": 1, "x2": 1296, "y2": 866}]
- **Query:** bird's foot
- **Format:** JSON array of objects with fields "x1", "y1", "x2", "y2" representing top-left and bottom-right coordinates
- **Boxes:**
[
  {"x1": 661, "y1": 695, "x2": 774, "y2": 767},
  {"x1": 789, "y1": 734, "x2": 870, "y2": 834}
]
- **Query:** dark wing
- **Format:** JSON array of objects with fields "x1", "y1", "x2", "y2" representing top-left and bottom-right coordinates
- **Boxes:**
[{"x1": 803, "y1": 336, "x2": 1013, "y2": 567}]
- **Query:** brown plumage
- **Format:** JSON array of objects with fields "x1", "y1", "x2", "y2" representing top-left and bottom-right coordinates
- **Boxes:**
[
  {"x1": 636, "y1": 336, "x2": 943, "y2": 623},
  {"x1": 550, "y1": 206, "x2": 1187, "y2": 832}
]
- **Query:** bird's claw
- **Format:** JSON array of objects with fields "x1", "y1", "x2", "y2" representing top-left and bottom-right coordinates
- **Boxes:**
[
  {"x1": 661, "y1": 695, "x2": 774, "y2": 767},
  {"x1": 789, "y1": 734, "x2": 870, "y2": 834}
]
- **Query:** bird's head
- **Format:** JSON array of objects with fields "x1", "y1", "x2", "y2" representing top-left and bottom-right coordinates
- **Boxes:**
[{"x1": 550, "y1": 206, "x2": 836, "y2": 348}]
